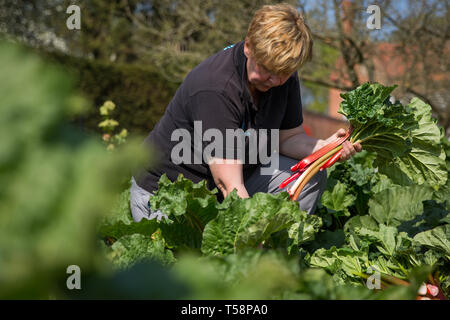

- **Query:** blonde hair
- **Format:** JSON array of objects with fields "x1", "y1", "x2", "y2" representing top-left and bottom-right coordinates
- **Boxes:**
[{"x1": 246, "y1": 3, "x2": 313, "y2": 75}]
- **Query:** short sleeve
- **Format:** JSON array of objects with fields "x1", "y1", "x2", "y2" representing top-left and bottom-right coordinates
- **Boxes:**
[
  {"x1": 280, "y1": 72, "x2": 303, "y2": 130},
  {"x1": 188, "y1": 91, "x2": 244, "y2": 161}
]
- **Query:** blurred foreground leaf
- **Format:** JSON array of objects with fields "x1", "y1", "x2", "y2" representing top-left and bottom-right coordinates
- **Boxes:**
[{"x1": 0, "y1": 42, "x2": 148, "y2": 298}]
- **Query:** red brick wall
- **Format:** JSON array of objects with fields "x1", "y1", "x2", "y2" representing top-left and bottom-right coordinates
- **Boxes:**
[{"x1": 328, "y1": 88, "x2": 344, "y2": 119}]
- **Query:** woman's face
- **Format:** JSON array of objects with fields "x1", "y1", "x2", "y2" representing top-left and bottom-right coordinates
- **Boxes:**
[{"x1": 244, "y1": 40, "x2": 292, "y2": 92}]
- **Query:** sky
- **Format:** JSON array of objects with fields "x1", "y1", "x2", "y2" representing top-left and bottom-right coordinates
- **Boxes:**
[{"x1": 300, "y1": 0, "x2": 428, "y2": 41}]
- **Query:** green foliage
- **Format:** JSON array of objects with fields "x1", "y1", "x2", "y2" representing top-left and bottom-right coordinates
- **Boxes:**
[
  {"x1": 101, "y1": 174, "x2": 321, "y2": 258},
  {"x1": 413, "y1": 225, "x2": 450, "y2": 260},
  {"x1": 100, "y1": 164, "x2": 449, "y2": 298},
  {"x1": 0, "y1": 41, "x2": 149, "y2": 298},
  {"x1": 340, "y1": 83, "x2": 447, "y2": 188},
  {"x1": 106, "y1": 233, "x2": 176, "y2": 269},
  {"x1": 149, "y1": 174, "x2": 221, "y2": 250},
  {"x1": 368, "y1": 185, "x2": 434, "y2": 227},
  {"x1": 2, "y1": 43, "x2": 448, "y2": 299},
  {"x1": 201, "y1": 191, "x2": 321, "y2": 257},
  {"x1": 314, "y1": 138, "x2": 449, "y2": 296},
  {"x1": 171, "y1": 250, "x2": 401, "y2": 300},
  {"x1": 46, "y1": 51, "x2": 179, "y2": 135},
  {"x1": 321, "y1": 181, "x2": 356, "y2": 217}
]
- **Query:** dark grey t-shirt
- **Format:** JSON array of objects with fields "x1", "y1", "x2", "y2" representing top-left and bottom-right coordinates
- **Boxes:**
[{"x1": 135, "y1": 41, "x2": 303, "y2": 200}]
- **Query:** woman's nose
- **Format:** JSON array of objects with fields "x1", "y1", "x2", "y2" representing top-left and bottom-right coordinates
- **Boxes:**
[{"x1": 260, "y1": 71, "x2": 271, "y2": 82}]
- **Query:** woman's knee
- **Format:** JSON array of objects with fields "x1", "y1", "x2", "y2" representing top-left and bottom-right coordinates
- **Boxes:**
[{"x1": 129, "y1": 177, "x2": 151, "y2": 222}]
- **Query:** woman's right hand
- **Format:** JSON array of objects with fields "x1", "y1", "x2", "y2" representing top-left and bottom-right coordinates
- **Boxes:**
[{"x1": 208, "y1": 158, "x2": 250, "y2": 199}]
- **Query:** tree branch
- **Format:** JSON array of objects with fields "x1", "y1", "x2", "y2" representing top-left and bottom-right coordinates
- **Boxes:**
[{"x1": 301, "y1": 75, "x2": 354, "y2": 92}]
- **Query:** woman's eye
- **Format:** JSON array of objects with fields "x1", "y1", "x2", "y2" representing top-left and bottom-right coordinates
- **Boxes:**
[{"x1": 258, "y1": 64, "x2": 269, "y2": 73}]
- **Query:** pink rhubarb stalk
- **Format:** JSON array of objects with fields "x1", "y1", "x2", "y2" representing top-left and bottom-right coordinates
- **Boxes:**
[{"x1": 320, "y1": 148, "x2": 343, "y2": 171}]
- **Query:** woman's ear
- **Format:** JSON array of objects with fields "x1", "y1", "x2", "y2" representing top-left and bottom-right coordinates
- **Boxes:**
[{"x1": 243, "y1": 38, "x2": 250, "y2": 58}]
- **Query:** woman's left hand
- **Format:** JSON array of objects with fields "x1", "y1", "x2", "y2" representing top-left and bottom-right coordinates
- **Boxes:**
[{"x1": 333, "y1": 128, "x2": 362, "y2": 161}]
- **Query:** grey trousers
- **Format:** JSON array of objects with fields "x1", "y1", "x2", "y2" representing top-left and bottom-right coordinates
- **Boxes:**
[{"x1": 130, "y1": 155, "x2": 327, "y2": 222}]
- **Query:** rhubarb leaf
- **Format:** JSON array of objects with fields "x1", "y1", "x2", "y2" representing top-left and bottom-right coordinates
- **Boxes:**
[
  {"x1": 321, "y1": 181, "x2": 356, "y2": 217},
  {"x1": 356, "y1": 225, "x2": 413, "y2": 259},
  {"x1": 368, "y1": 185, "x2": 433, "y2": 227},
  {"x1": 148, "y1": 174, "x2": 221, "y2": 249},
  {"x1": 201, "y1": 191, "x2": 319, "y2": 257},
  {"x1": 339, "y1": 83, "x2": 447, "y2": 189},
  {"x1": 150, "y1": 173, "x2": 219, "y2": 223},
  {"x1": 310, "y1": 246, "x2": 368, "y2": 282},
  {"x1": 358, "y1": 224, "x2": 398, "y2": 257},
  {"x1": 339, "y1": 83, "x2": 398, "y2": 126},
  {"x1": 413, "y1": 225, "x2": 450, "y2": 259},
  {"x1": 108, "y1": 233, "x2": 176, "y2": 269},
  {"x1": 377, "y1": 98, "x2": 447, "y2": 188}
]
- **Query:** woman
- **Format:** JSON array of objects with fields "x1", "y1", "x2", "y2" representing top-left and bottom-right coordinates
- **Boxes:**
[{"x1": 130, "y1": 4, "x2": 361, "y2": 222}]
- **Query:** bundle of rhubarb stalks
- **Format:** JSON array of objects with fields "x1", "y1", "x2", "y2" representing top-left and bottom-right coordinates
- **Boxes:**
[
  {"x1": 280, "y1": 127, "x2": 353, "y2": 200},
  {"x1": 280, "y1": 82, "x2": 447, "y2": 200}
]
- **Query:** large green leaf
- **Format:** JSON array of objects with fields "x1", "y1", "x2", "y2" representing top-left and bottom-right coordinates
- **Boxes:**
[
  {"x1": 344, "y1": 215, "x2": 379, "y2": 233},
  {"x1": 340, "y1": 83, "x2": 447, "y2": 189},
  {"x1": 289, "y1": 212, "x2": 323, "y2": 250},
  {"x1": 358, "y1": 225, "x2": 398, "y2": 257},
  {"x1": 150, "y1": 173, "x2": 219, "y2": 223},
  {"x1": 148, "y1": 174, "x2": 221, "y2": 250},
  {"x1": 201, "y1": 191, "x2": 320, "y2": 257},
  {"x1": 377, "y1": 98, "x2": 447, "y2": 187},
  {"x1": 356, "y1": 224, "x2": 414, "y2": 260},
  {"x1": 107, "y1": 233, "x2": 176, "y2": 269},
  {"x1": 368, "y1": 185, "x2": 433, "y2": 227},
  {"x1": 321, "y1": 181, "x2": 356, "y2": 217},
  {"x1": 310, "y1": 246, "x2": 368, "y2": 281},
  {"x1": 339, "y1": 83, "x2": 398, "y2": 126},
  {"x1": 413, "y1": 225, "x2": 450, "y2": 259}
]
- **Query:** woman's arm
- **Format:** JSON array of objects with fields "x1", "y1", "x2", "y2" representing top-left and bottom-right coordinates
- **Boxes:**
[
  {"x1": 208, "y1": 158, "x2": 250, "y2": 199},
  {"x1": 279, "y1": 125, "x2": 325, "y2": 159},
  {"x1": 279, "y1": 125, "x2": 362, "y2": 161}
]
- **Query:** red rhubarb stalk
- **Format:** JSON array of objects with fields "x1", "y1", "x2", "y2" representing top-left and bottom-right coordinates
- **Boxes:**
[
  {"x1": 320, "y1": 148, "x2": 343, "y2": 171},
  {"x1": 279, "y1": 171, "x2": 301, "y2": 189}
]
